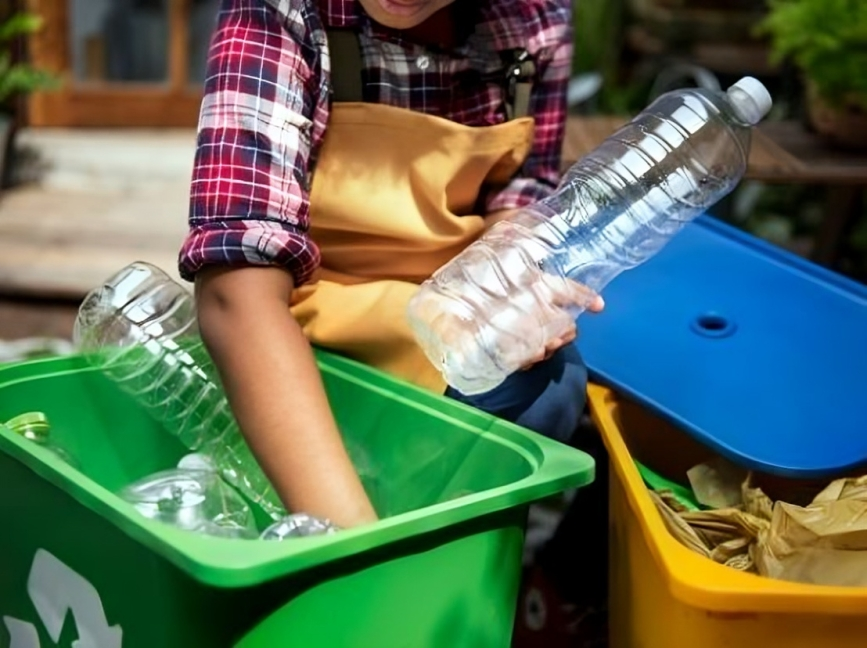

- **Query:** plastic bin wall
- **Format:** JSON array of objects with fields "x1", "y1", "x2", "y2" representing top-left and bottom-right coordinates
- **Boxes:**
[{"x1": 0, "y1": 353, "x2": 594, "y2": 648}]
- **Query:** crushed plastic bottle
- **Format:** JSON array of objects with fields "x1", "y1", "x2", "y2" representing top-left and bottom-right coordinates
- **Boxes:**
[
  {"x1": 120, "y1": 467, "x2": 258, "y2": 539},
  {"x1": 72, "y1": 262, "x2": 286, "y2": 521},
  {"x1": 5, "y1": 412, "x2": 79, "y2": 468},
  {"x1": 260, "y1": 513, "x2": 340, "y2": 540},
  {"x1": 408, "y1": 77, "x2": 773, "y2": 395}
]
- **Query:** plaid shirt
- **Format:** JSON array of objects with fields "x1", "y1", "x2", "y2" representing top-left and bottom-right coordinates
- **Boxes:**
[{"x1": 180, "y1": 0, "x2": 573, "y2": 286}]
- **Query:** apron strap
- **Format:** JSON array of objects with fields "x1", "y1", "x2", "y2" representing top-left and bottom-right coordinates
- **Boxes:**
[
  {"x1": 326, "y1": 28, "x2": 365, "y2": 103},
  {"x1": 323, "y1": 28, "x2": 536, "y2": 119},
  {"x1": 504, "y1": 49, "x2": 536, "y2": 120}
]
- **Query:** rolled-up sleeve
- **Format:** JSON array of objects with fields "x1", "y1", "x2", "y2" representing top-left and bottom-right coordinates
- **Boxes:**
[
  {"x1": 485, "y1": 0, "x2": 573, "y2": 213},
  {"x1": 179, "y1": 0, "x2": 326, "y2": 287}
]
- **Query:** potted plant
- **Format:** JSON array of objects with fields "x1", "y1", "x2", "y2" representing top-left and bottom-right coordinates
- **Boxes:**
[
  {"x1": 0, "y1": 9, "x2": 59, "y2": 186},
  {"x1": 757, "y1": 0, "x2": 867, "y2": 150}
]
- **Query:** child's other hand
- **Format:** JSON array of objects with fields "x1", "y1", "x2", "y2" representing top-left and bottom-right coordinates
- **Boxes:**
[{"x1": 520, "y1": 284, "x2": 604, "y2": 370}]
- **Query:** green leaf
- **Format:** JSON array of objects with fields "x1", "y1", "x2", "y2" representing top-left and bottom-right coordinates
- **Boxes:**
[
  {"x1": 0, "y1": 64, "x2": 60, "y2": 104},
  {"x1": 0, "y1": 12, "x2": 43, "y2": 42},
  {"x1": 0, "y1": 11, "x2": 61, "y2": 103},
  {"x1": 757, "y1": 0, "x2": 867, "y2": 106}
]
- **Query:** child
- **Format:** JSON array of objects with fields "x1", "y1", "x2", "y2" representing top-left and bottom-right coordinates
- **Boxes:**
[{"x1": 178, "y1": 0, "x2": 603, "y2": 529}]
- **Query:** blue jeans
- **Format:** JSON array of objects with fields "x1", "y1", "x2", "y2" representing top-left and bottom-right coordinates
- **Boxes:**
[{"x1": 444, "y1": 344, "x2": 588, "y2": 443}]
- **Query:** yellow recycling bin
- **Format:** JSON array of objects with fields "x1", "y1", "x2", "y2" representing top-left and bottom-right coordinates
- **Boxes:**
[{"x1": 587, "y1": 383, "x2": 867, "y2": 648}]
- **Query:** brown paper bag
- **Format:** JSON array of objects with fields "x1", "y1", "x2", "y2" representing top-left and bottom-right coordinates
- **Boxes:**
[
  {"x1": 649, "y1": 487, "x2": 771, "y2": 572},
  {"x1": 754, "y1": 476, "x2": 867, "y2": 586},
  {"x1": 650, "y1": 469, "x2": 867, "y2": 585}
]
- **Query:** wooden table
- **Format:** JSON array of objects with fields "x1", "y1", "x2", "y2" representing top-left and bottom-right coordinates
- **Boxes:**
[
  {"x1": 0, "y1": 181, "x2": 189, "y2": 341},
  {"x1": 0, "y1": 184, "x2": 188, "y2": 301},
  {"x1": 561, "y1": 116, "x2": 867, "y2": 265}
]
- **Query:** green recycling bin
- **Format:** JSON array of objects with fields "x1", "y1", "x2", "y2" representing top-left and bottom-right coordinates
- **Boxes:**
[{"x1": 0, "y1": 350, "x2": 594, "y2": 648}]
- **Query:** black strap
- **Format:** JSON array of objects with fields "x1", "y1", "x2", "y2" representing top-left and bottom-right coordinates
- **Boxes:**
[
  {"x1": 326, "y1": 29, "x2": 365, "y2": 103},
  {"x1": 504, "y1": 49, "x2": 536, "y2": 120}
]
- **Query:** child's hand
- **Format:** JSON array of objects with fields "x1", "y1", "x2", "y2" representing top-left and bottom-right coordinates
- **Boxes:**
[
  {"x1": 480, "y1": 208, "x2": 606, "y2": 369},
  {"x1": 413, "y1": 216, "x2": 607, "y2": 386},
  {"x1": 520, "y1": 284, "x2": 604, "y2": 369}
]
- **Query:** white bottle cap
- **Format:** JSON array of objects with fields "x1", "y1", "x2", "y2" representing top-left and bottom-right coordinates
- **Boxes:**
[{"x1": 726, "y1": 77, "x2": 773, "y2": 125}]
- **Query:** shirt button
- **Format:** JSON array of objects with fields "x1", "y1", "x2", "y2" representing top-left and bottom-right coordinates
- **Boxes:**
[{"x1": 415, "y1": 55, "x2": 430, "y2": 70}]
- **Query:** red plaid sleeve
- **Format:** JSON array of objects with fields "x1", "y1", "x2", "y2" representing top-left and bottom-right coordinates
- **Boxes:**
[
  {"x1": 179, "y1": 0, "x2": 326, "y2": 287},
  {"x1": 485, "y1": 1, "x2": 573, "y2": 213}
]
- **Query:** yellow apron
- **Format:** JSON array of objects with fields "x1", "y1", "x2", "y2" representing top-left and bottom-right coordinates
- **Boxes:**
[{"x1": 290, "y1": 37, "x2": 536, "y2": 394}]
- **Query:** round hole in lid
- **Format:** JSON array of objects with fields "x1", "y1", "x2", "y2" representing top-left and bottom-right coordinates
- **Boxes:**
[{"x1": 691, "y1": 312, "x2": 737, "y2": 339}]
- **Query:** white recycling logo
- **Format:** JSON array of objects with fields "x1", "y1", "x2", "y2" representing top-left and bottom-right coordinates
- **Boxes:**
[{"x1": 3, "y1": 549, "x2": 122, "y2": 648}]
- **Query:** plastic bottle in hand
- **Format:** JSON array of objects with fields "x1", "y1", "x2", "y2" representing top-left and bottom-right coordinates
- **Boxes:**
[
  {"x1": 72, "y1": 261, "x2": 286, "y2": 521},
  {"x1": 407, "y1": 77, "x2": 773, "y2": 395}
]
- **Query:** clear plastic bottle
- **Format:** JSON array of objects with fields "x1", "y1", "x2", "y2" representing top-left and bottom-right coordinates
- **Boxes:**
[
  {"x1": 407, "y1": 77, "x2": 773, "y2": 395},
  {"x1": 260, "y1": 513, "x2": 340, "y2": 540},
  {"x1": 120, "y1": 466, "x2": 259, "y2": 539},
  {"x1": 73, "y1": 262, "x2": 286, "y2": 521}
]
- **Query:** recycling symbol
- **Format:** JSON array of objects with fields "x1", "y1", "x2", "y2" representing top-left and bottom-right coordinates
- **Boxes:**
[{"x1": 3, "y1": 549, "x2": 122, "y2": 648}]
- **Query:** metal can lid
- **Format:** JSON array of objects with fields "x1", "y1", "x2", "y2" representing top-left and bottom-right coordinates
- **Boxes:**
[{"x1": 5, "y1": 411, "x2": 51, "y2": 441}]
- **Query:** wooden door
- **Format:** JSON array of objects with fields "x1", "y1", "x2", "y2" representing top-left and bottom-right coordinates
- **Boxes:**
[{"x1": 25, "y1": 0, "x2": 219, "y2": 127}]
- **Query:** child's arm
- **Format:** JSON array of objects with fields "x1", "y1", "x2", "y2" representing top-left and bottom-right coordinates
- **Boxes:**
[
  {"x1": 196, "y1": 266, "x2": 377, "y2": 528},
  {"x1": 178, "y1": 2, "x2": 376, "y2": 527}
]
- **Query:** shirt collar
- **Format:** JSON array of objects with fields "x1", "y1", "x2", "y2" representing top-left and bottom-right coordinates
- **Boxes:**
[{"x1": 318, "y1": 0, "x2": 364, "y2": 28}]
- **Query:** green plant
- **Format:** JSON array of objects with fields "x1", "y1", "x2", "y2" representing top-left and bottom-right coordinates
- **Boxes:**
[
  {"x1": 571, "y1": 0, "x2": 652, "y2": 114},
  {"x1": 0, "y1": 11, "x2": 59, "y2": 107},
  {"x1": 757, "y1": 0, "x2": 867, "y2": 109}
]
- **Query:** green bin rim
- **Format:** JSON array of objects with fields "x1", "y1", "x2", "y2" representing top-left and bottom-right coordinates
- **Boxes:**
[{"x1": 0, "y1": 352, "x2": 594, "y2": 588}]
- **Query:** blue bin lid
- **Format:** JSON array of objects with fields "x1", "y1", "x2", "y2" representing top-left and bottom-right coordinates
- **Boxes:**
[{"x1": 577, "y1": 215, "x2": 867, "y2": 478}]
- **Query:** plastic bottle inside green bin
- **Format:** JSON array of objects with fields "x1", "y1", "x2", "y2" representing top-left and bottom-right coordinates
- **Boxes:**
[
  {"x1": 260, "y1": 513, "x2": 340, "y2": 540},
  {"x1": 5, "y1": 412, "x2": 79, "y2": 468},
  {"x1": 72, "y1": 262, "x2": 286, "y2": 521},
  {"x1": 120, "y1": 465, "x2": 259, "y2": 539}
]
